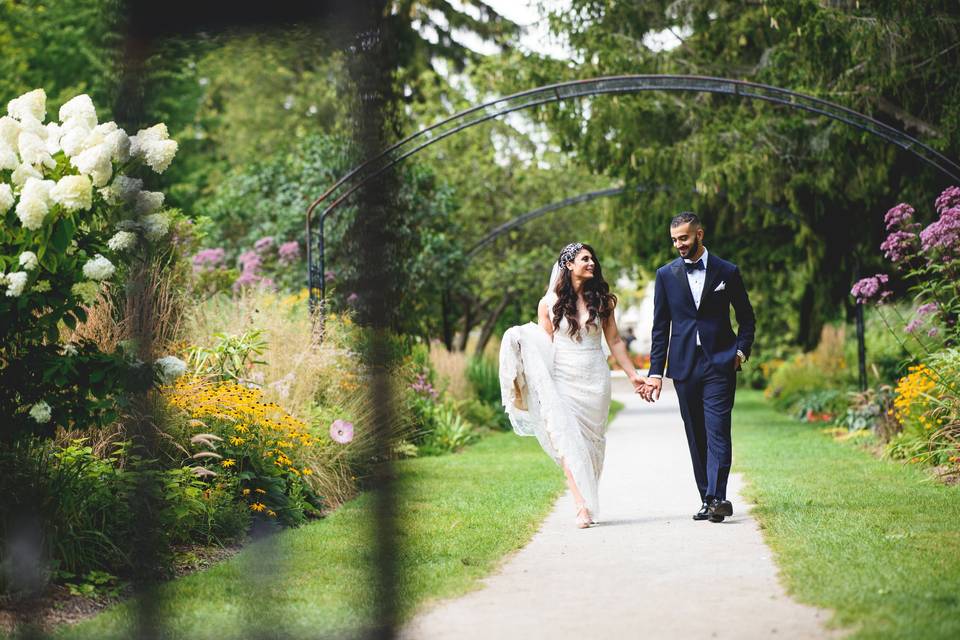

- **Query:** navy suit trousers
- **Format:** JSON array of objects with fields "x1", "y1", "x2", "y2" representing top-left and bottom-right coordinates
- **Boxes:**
[{"x1": 673, "y1": 347, "x2": 737, "y2": 501}]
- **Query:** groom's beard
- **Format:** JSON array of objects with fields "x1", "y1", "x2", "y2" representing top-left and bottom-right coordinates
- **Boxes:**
[{"x1": 680, "y1": 236, "x2": 700, "y2": 259}]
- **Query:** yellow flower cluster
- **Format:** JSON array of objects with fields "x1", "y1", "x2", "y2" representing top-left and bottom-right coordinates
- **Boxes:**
[
  {"x1": 165, "y1": 375, "x2": 315, "y2": 477},
  {"x1": 893, "y1": 364, "x2": 943, "y2": 430}
]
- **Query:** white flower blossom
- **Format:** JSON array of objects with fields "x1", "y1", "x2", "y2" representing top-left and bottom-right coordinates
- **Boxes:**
[
  {"x1": 0, "y1": 183, "x2": 13, "y2": 212},
  {"x1": 135, "y1": 190, "x2": 164, "y2": 215},
  {"x1": 130, "y1": 123, "x2": 178, "y2": 173},
  {"x1": 100, "y1": 175, "x2": 142, "y2": 205},
  {"x1": 82, "y1": 254, "x2": 115, "y2": 281},
  {"x1": 155, "y1": 355, "x2": 187, "y2": 384},
  {"x1": 5, "y1": 271, "x2": 28, "y2": 297},
  {"x1": 0, "y1": 142, "x2": 18, "y2": 170},
  {"x1": 16, "y1": 131, "x2": 54, "y2": 168},
  {"x1": 8, "y1": 89, "x2": 46, "y2": 122},
  {"x1": 19, "y1": 251, "x2": 38, "y2": 271},
  {"x1": 59, "y1": 125, "x2": 91, "y2": 157},
  {"x1": 104, "y1": 128, "x2": 131, "y2": 162},
  {"x1": 58, "y1": 94, "x2": 97, "y2": 130},
  {"x1": 15, "y1": 177, "x2": 55, "y2": 230},
  {"x1": 50, "y1": 175, "x2": 93, "y2": 211},
  {"x1": 28, "y1": 400, "x2": 52, "y2": 424},
  {"x1": 16, "y1": 113, "x2": 47, "y2": 139},
  {"x1": 44, "y1": 122, "x2": 62, "y2": 155},
  {"x1": 0, "y1": 116, "x2": 20, "y2": 147},
  {"x1": 143, "y1": 212, "x2": 171, "y2": 242},
  {"x1": 62, "y1": 343, "x2": 78, "y2": 356},
  {"x1": 71, "y1": 143, "x2": 112, "y2": 186},
  {"x1": 107, "y1": 230, "x2": 138, "y2": 252},
  {"x1": 11, "y1": 163, "x2": 41, "y2": 187}
]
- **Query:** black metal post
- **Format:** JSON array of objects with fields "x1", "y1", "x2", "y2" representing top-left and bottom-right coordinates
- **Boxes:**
[{"x1": 856, "y1": 301, "x2": 868, "y2": 392}]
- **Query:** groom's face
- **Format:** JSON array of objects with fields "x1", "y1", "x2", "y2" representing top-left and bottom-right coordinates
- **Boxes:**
[{"x1": 670, "y1": 222, "x2": 703, "y2": 259}]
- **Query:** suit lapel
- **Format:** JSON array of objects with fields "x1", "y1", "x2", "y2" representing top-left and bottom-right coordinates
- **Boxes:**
[
  {"x1": 702, "y1": 255, "x2": 722, "y2": 304},
  {"x1": 670, "y1": 258, "x2": 697, "y2": 311}
]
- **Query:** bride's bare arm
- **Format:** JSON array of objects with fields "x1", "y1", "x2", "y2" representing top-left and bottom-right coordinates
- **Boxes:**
[
  {"x1": 537, "y1": 300, "x2": 555, "y2": 339},
  {"x1": 602, "y1": 314, "x2": 646, "y2": 387}
]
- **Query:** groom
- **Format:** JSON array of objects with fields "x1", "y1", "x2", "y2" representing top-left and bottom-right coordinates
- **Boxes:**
[{"x1": 640, "y1": 212, "x2": 755, "y2": 523}]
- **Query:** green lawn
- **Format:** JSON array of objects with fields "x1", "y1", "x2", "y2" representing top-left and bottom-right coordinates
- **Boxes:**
[
  {"x1": 55, "y1": 432, "x2": 565, "y2": 639},
  {"x1": 734, "y1": 390, "x2": 960, "y2": 640}
]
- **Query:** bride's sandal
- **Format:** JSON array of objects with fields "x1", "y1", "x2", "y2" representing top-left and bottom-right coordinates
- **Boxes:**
[{"x1": 575, "y1": 505, "x2": 592, "y2": 529}]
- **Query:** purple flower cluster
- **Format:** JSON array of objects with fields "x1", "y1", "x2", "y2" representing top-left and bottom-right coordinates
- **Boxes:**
[
  {"x1": 410, "y1": 372, "x2": 438, "y2": 399},
  {"x1": 884, "y1": 203, "x2": 915, "y2": 231},
  {"x1": 917, "y1": 302, "x2": 938, "y2": 316},
  {"x1": 254, "y1": 236, "x2": 274, "y2": 253},
  {"x1": 935, "y1": 186, "x2": 960, "y2": 215},
  {"x1": 850, "y1": 274, "x2": 891, "y2": 305},
  {"x1": 919, "y1": 203, "x2": 960, "y2": 257},
  {"x1": 233, "y1": 250, "x2": 274, "y2": 291},
  {"x1": 278, "y1": 241, "x2": 300, "y2": 265},
  {"x1": 880, "y1": 230, "x2": 917, "y2": 263},
  {"x1": 325, "y1": 270, "x2": 336, "y2": 283},
  {"x1": 904, "y1": 317, "x2": 923, "y2": 334},
  {"x1": 192, "y1": 247, "x2": 226, "y2": 271}
]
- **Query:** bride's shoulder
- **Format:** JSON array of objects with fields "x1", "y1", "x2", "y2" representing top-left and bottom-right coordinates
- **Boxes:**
[{"x1": 540, "y1": 291, "x2": 558, "y2": 308}]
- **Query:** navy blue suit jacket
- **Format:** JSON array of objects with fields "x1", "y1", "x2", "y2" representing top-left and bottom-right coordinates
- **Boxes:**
[{"x1": 649, "y1": 254, "x2": 756, "y2": 382}]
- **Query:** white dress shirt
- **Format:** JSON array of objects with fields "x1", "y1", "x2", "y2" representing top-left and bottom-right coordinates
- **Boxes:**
[{"x1": 684, "y1": 248, "x2": 708, "y2": 345}]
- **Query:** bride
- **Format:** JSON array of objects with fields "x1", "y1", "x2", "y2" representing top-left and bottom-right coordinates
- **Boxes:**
[{"x1": 499, "y1": 242, "x2": 647, "y2": 528}]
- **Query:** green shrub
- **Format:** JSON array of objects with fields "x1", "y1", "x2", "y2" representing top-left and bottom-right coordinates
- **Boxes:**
[
  {"x1": 467, "y1": 355, "x2": 500, "y2": 406},
  {"x1": 418, "y1": 403, "x2": 477, "y2": 456}
]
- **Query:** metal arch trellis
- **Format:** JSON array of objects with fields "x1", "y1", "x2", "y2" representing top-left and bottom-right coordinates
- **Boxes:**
[{"x1": 306, "y1": 74, "x2": 960, "y2": 309}]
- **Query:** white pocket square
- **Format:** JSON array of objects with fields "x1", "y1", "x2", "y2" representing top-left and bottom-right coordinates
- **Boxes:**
[{"x1": 714, "y1": 281, "x2": 726, "y2": 292}]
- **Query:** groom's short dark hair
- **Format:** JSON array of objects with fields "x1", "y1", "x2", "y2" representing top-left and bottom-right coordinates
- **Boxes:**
[{"x1": 671, "y1": 211, "x2": 701, "y2": 229}]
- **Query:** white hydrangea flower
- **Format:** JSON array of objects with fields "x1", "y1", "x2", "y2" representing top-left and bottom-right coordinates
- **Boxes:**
[
  {"x1": 143, "y1": 212, "x2": 171, "y2": 241},
  {"x1": 155, "y1": 355, "x2": 187, "y2": 384},
  {"x1": 58, "y1": 94, "x2": 97, "y2": 130},
  {"x1": 8, "y1": 89, "x2": 46, "y2": 122},
  {"x1": 62, "y1": 343, "x2": 78, "y2": 356},
  {"x1": 16, "y1": 131, "x2": 54, "y2": 168},
  {"x1": 15, "y1": 177, "x2": 55, "y2": 230},
  {"x1": 19, "y1": 251, "x2": 38, "y2": 271},
  {"x1": 100, "y1": 175, "x2": 143, "y2": 205},
  {"x1": 0, "y1": 116, "x2": 20, "y2": 147},
  {"x1": 50, "y1": 174, "x2": 93, "y2": 211},
  {"x1": 131, "y1": 123, "x2": 178, "y2": 173},
  {"x1": 135, "y1": 190, "x2": 164, "y2": 215},
  {"x1": 16, "y1": 113, "x2": 47, "y2": 139},
  {"x1": 60, "y1": 124, "x2": 92, "y2": 157},
  {"x1": 0, "y1": 142, "x2": 18, "y2": 170},
  {"x1": 82, "y1": 254, "x2": 115, "y2": 281},
  {"x1": 104, "y1": 128, "x2": 131, "y2": 163},
  {"x1": 29, "y1": 400, "x2": 52, "y2": 423},
  {"x1": 71, "y1": 143, "x2": 112, "y2": 186},
  {"x1": 107, "y1": 230, "x2": 138, "y2": 252},
  {"x1": 5, "y1": 271, "x2": 28, "y2": 297},
  {"x1": 44, "y1": 122, "x2": 62, "y2": 155},
  {"x1": 11, "y1": 162, "x2": 41, "y2": 187},
  {"x1": 0, "y1": 183, "x2": 13, "y2": 212}
]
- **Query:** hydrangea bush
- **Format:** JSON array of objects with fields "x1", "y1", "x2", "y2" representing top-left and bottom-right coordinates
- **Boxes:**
[{"x1": 0, "y1": 88, "x2": 183, "y2": 439}]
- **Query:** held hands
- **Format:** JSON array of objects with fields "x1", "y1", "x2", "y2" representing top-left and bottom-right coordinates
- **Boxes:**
[{"x1": 629, "y1": 373, "x2": 661, "y2": 403}]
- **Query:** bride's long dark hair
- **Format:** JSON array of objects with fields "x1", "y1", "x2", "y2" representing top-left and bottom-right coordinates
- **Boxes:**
[{"x1": 552, "y1": 243, "x2": 617, "y2": 340}]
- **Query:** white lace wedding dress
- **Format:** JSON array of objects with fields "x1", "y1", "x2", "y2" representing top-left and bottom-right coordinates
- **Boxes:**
[{"x1": 498, "y1": 292, "x2": 612, "y2": 517}]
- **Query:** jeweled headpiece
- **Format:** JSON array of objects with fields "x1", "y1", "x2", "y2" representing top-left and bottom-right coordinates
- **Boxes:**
[{"x1": 558, "y1": 242, "x2": 584, "y2": 267}]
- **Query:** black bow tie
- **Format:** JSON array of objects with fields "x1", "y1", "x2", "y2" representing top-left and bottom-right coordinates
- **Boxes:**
[{"x1": 685, "y1": 258, "x2": 705, "y2": 273}]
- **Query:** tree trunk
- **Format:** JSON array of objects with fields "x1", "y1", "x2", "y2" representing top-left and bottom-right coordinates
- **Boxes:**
[
  {"x1": 441, "y1": 289, "x2": 454, "y2": 351},
  {"x1": 456, "y1": 304, "x2": 475, "y2": 352},
  {"x1": 474, "y1": 291, "x2": 513, "y2": 357}
]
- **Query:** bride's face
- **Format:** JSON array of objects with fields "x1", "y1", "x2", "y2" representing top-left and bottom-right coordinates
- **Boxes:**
[{"x1": 567, "y1": 248, "x2": 596, "y2": 280}]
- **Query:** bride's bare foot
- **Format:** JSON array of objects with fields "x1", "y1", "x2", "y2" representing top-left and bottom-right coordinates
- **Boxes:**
[{"x1": 575, "y1": 504, "x2": 592, "y2": 529}]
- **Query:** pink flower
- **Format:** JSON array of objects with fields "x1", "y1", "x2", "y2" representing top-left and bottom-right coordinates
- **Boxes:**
[
  {"x1": 347, "y1": 292, "x2": 359, "y2": 304},
  {"x1": 928, "y1": 327, "x2": 940, "y2": 338},
  {"x1": 237, "y1": 250, "x2": 262, "y2": 273},
  {"x1": 880, "y1": 230, "x2": 917, "y2": 263},
  {"x1": 904, "y1": 317, "x2": 923, "y2": 334},
  {"x1": 254, "y1": 236, "x2": 274, "y2": 253},
  {"x1": 192, "y1": 247, "x2": 226, "y2": 271},
  {"x1": 884, "y1": 203, "x2": 915, "y2": 231},
  {"x1": 917, "y1": 302, "x2": 938, "y2": 316},
  {"x1": 919, "y1": 206, "x2": 960, "y2": 256},
  {"x1": 850, "y1": 274, "x2": 891, "y2": 305},
  {"x1": 278, "y1": 241, "x2": 300, "y2": 264},
  {"x1": 935, "y1": 186, "x2": 960, "y2": 215},
  {"x1": 330, "y1": 419, "x2": 354, "y2": 444},
  {"x1": 325, "y1": 270, "x2": 336, "y2": 282}
]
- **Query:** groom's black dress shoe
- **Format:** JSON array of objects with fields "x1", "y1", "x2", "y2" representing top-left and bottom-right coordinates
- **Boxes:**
[
  {"x1": 693, "y1": 502, "x2": 710, "y2": 521},
  {"x1": 708, "y1": 498, "x2": 733, "y2": 523}
]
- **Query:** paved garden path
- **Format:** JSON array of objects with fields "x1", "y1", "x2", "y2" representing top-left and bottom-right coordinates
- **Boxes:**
[{"x1": 402, "y1": 377, "x2": 840, "y2": 640}]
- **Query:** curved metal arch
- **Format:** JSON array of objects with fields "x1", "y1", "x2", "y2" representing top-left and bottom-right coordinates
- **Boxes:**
[{"x1": 308, "y1": 74, "x2": 960, "y2": 307}]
